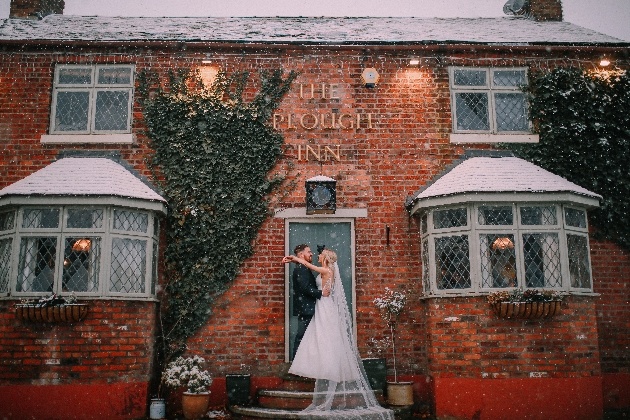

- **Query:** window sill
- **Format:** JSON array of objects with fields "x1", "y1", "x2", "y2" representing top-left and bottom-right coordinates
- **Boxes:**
[
  {"x1": 450, "y1": 133, "x2": 539, "y2": 144},
  {"x1": 41, "y1": 134, "x2": 134, "y2": 144}
]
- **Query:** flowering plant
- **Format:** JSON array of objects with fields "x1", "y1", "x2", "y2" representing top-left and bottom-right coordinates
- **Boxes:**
[
  {"x1": 19, "y1": 292, "x2": 78, "y2": 306},
  {"x1": 374, "y1": 287, "x2": 407, "y2": 382},
  {"x1": 162, "y1": 355, "x2": 212, "y2": 394},
  {"x1": 487, "y1": 289, "x2": 563, "y2": 305}
]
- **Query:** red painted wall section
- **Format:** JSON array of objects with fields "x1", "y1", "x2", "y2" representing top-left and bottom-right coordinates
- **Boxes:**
[
  {"x1": 433, "y1": 376, "x2": 603, "y2": 420},
  {"x1": 0, "y1": 382, "x2": 148, "y2": 420}
]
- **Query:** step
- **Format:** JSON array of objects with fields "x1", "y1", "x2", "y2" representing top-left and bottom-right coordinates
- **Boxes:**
[
  {"x1": 257, "y1": 388, "x2": 386, "y2": 410},
  {"x1": 230, "y1": 405, "x2": 408, "y2": 419}
]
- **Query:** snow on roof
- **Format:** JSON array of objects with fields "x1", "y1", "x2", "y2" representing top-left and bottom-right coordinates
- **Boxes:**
[
  {"x1": 0, "y1": 157, "x2": 166, "y2": 202},
  {"x1": 0, "y1": 15, "x2": 625, "y2": 45},
  {"x1": 410, "y1": 156, "x2": 602, "y2": 202}
]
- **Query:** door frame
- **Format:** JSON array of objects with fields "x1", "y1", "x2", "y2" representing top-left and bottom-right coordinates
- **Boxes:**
[{"x1": 283, "y1": 217, "x2": 357, "y2": 362}]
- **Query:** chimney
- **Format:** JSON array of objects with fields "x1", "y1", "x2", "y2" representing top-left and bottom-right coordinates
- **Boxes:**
[
  {"x1": 527, "y1": 0, "x2": 562, "y2": 21},
  {"x1": 9, "y1": 0, "x2": 65, "y2": 19},
  {"x1": 503, "y1": 0, "x2": 562, "y2": 22}
]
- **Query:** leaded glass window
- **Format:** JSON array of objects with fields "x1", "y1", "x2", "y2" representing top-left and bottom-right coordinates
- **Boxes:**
[
  {"x1": 420, "y1": 203, "x2": 594, "y2": 296},
  {"x1": 450, "y1": 67, "x2": 530, "y2": 134},
  {"x1": 50, "y1": 64, "x2": 134, "y2": 134},
  {"x1": 4, "y1": 205, "x2": 159, "y2": 298}
]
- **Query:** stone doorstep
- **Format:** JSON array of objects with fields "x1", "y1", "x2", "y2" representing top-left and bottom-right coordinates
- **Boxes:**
[
  {"x1": 255, "y1": 388, "x2": 387, "y2": 410},
  {"x1": 230, "y1": 406, "x2": 408, "y2": 419}
]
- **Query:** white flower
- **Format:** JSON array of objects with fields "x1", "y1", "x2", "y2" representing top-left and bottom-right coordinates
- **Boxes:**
[{"x1": 162, "y1": 356, "x2": 213, "y2": 394}]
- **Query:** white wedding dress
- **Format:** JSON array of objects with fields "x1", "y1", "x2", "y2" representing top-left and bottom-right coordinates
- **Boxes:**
[{"x1": 289, "y1": 263, "x2": 395, "y2": 419}]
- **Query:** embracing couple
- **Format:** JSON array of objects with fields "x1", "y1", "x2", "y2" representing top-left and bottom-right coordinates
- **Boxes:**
[{"x1": 283, "y1": 244, "x2": 394, "y2": 419}]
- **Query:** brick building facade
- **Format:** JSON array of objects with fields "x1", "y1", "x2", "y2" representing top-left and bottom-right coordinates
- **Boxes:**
[{"x1": 0, "y1": 0, "x2": 628, "y2": 418}]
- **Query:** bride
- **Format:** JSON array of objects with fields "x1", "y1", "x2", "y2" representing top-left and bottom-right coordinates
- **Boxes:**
[{"x1": 282, "y1": 247, "x2": 394, "y2": 419}]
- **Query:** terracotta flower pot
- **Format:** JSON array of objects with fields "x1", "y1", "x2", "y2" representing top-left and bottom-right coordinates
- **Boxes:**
[{"x1": 181, "y1": 392, "x2": 210, "y2": 420}]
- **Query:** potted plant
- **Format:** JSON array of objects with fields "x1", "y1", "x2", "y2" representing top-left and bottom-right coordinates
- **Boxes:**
[
  {"x1": 162, "y1": 355, "x2": 213, "y2": 420},
  {"x1": 374, "y1": 287, "x2": 413, "y2": 407},
  {"x1": 487, "y1": 289, "x2": 563, "y2": 319}
]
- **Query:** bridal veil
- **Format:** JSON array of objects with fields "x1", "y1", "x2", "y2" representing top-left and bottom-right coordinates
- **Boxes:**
[{"x1": 299, "y1": 262, "x2": 395, "y2": 419}]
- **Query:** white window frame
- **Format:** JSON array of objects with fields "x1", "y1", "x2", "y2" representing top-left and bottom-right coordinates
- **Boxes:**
[
  {"x1": 49, "y1": 64, "x2": 135, "y2": 136},
  {"x1": 448, "y1": 67, "x2": 538, "y2": 144},
  {"x1": 420, "y1": 202, "x2": 594, "y2": 297},
  {"x1": 0, "y1": 205, "x2": 158, "y2": 300}
]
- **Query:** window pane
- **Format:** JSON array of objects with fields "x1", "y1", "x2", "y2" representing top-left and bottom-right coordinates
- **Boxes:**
[
  {"x1": 478, "y1": 206, "x2": 513, "y2": 225},
  {"x1": 0, "y1": 238, "x2": 12, "y2": 293},
  {"x1": 455, "y1": 92, "x2": 489, "y2": 131},
  {"x1": 67, "y1": 209, "x2": 103, "y2": 229},
  {"x1": 495, "y1": 93, "x2": 528, "y2": 132},
  {"x1": 58, "y1": 67, "x2": 92, "y2": 85},
  {"x1": 110, "y1": 237, "x2": 146, "y2": 293},
  {"x1": 421, "y1": 238, "x2": 430, "y2": 294},
  {"x1": 54, "y1": 91, "x2": 90, "y2": 131},
  {"x1": 480, "y1": 234, "x2": 517, "y2": 288},
  {"x1": 567, "y1": 234, "x2": 591, "y2": 288},
  {"x1": 63, "y1": 237, "x2": 101, "y2": 293},
  {"x1": 565, "y1": 208, "x2": 587, "y2": 228},
  {"x1": 22, "y1": 209, "x2": 60, "y2": 229},
  {"x1": 433, "y1": 208, "x2": 467, "y2": 229},
  {"x1": 113, "y1": 210, "x2": 148, "y2": 233},
  {"x1": 0, "y1": 211, "x2": 15, "y2": 231},
  {"x1": 420, "y1": 213, "x2": 428, "y2": 234},
  {"x1": 98, "y1": 67, "x2": 132, "y2": 85},
  {"x1": 17, "y1": 237, "x2": 56, "y2": 292},
  {"x1": 94, "y1": 90, "x2": 130, "y2": 131},
  {"x1": 493, "y1": 70, "x2": 526, "y2": 87},
  {"x1": 454, "y1": 69, "x2": 486, "y2": 86},
  {"x1": 520, "y1": 206, "x2": 557, "y2": 226},
  {"x1": 151, "y1": 241, "x2": 158, "y2": 295},
  {"x1": 522, "y1": 233, "x2": 561, "y2": 288},
  {"x1": 435, "y1": 235, "x2": 471, "y2": 289}
]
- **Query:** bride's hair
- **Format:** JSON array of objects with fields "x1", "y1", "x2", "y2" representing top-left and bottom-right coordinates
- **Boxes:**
[{"x1": 320, "y1": 249, "x2": 337, "y2": 266}]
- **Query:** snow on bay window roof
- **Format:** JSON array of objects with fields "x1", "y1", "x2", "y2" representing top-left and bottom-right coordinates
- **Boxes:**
[
  {"x1": 0, "y1": 15, "x2": 625, "y2": 45},
  {"x1": 406, "y1": 156, "x2": 601, "y2": 214},
  {"x1": 0, "y1": 158, "x2": 166, "y2": 209}
]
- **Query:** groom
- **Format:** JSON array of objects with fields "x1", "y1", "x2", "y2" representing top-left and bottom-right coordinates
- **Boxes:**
[{"x1": 291, "y1": 243, "x2": 329, "y2": 359}]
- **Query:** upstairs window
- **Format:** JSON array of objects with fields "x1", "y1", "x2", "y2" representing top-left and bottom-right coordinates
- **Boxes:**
[
  {"x1": 449, "y1": 67, "x2": 530, "y2": 134},
  {"x1": 50, "y1": 64, "x2": 134, "y2": 134}
]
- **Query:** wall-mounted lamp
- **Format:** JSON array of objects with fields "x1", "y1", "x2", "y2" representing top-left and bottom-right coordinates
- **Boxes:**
[
  {"x1": 599, "y1": 57, "x2": 611, "y2": 67},
  {"x1": 409, "y1": 58, "x2": 420, "y2": 66}
]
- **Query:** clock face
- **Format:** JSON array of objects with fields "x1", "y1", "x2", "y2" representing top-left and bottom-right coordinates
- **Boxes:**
[{"x1": 312, "y1": 185, "x2": 332, "y2": 206}]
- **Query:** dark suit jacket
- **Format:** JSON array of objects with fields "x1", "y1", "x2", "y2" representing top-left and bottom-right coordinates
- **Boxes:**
[{"x1": 292, "y1": 263, "x2": 322, "y2": 317}]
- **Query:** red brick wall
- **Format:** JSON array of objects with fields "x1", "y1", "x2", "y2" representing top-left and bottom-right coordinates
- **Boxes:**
[{"x1": 1, "y1": 44, "x2": 628, "y2": 417}]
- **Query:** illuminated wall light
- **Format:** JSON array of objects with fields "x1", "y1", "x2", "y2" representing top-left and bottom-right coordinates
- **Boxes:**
[
  {"x1": 409, "y1": 58, "x2": 420, "y2": 66},
  {"x1": 599, "y1": 57, "x2": 611, "y2": 67},
  {"x1": 199, "y1": 64, "x2": 219, "y2": 86}
]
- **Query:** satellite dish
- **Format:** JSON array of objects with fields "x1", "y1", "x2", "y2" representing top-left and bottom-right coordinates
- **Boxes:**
[{"x1": 503, "y1": 0, "x2": 528, "y2": 15}]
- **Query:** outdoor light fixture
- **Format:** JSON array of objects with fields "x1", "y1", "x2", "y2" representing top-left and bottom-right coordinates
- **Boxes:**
[
  {"x1": 599, "y1": 57, "x2": 611, "y2": 67},
  {"x1": 409, "y1": 58, "x2": 420, "y2": 66}
]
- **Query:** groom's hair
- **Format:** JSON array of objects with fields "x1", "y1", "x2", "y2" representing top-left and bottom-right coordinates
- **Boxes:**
[{"x1": 294, "y1": 244, "x2": 309, "y2": 255}]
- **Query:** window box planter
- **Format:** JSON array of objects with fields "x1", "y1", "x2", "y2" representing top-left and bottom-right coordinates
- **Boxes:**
[
  {"x1": 491, "y1": 300, "x2": 561, "y2": 319},
  {"x1": 15, "y1": 303, "x2": 89, "y2": 323}
]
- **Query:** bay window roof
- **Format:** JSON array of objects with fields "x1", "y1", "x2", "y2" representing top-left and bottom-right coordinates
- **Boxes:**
[
  {"x1": 406, "y1": 154, "x2": 601, "y2": 215},
  {"x1": 0, "y1": 157, "x2": 167, "y2": 213}
]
